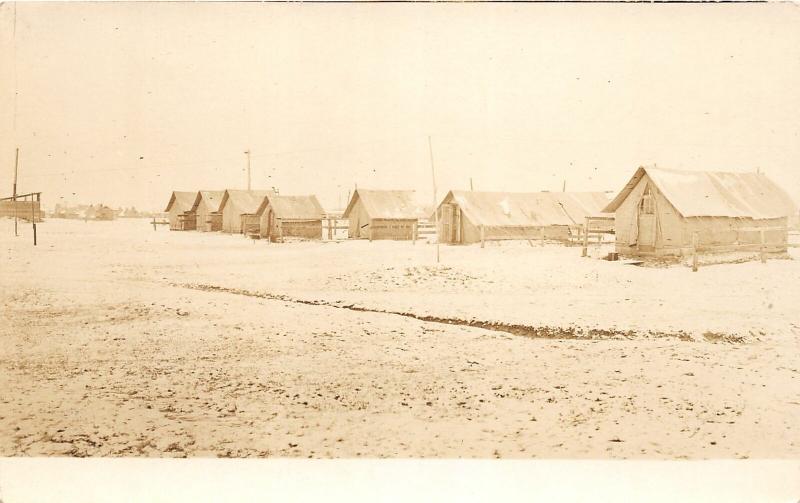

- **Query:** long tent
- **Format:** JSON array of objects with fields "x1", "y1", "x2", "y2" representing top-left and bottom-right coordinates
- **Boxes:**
[
  {"x1": 603, "y1": 165, "x2": 797, "y2": 256},
  {"x1": 343, "y1": 189, "x2": 426, "y2": 240},
  {"x1": 433, "y1": 190, "x2": 611, "y2": 244}
]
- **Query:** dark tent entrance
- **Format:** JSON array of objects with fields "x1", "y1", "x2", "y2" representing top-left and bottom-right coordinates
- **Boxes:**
[{"x1": 636, "y1": 184, "x2": 657, "y2": 251}]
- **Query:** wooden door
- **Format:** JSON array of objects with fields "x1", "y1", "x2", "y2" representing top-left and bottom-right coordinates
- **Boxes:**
[
  {"x1": 453, "y1": 206, "x2": 461, "y2": 243},
  {"x1": 440, "y1": 205, "x2": 453, "y2": 243},
  {"x1": 268, "y1": 210, "x2": 274, "y2": 241}
]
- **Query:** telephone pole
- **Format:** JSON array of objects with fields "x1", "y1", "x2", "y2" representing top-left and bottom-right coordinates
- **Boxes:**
[
  {"x1": 244, "y1": 150, "x2": 251, "y2": 190},
  {"x1": 428, "y1": 136, "x2": 440, "y2": 263},
  {"x1": 13, "y1": 147, "x2": 19, "y2": 236}
]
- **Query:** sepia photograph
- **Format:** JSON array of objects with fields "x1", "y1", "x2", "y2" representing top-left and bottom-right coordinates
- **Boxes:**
[{"x1": 1, "y1": 1, "x2": 799, "y2": 501}]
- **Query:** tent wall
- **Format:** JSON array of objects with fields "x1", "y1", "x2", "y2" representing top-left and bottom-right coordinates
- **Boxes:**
[
  {"x1": 369, "y1": 218, "x2": 416, "y2": 240},
  {"x1": 346, "y1": 199, "x2": 371, "y2": 239},
  {"x1": 168, "y1": 206, "x2": 182, "y2": 230},
  {"x1": 613, "y1": 174, "x2": 649, "y2": 252},
  {"x1": 178, "y1": 212, "x2": 197, "y2": 231},
  {"x1": 461, "y1": 217, "x2": 571, "y2": 244},
  {"x1": 222, "y1": 200, "x2": 245, "y2": 233},
  {"x1": 208, "y1": 213, "x2": 222, "y2": 232},
  {"x1": 437, "y1": 201, "x2": 572, "y2": 244},
  {"x1": 196, "y1": 202, "x2": 219, "y2": 232},
  {"x1": 240, "y1": 214, "x2": 260, "y2": 235},
  {"x1": 260, "y1": 216, "x2": 322, "y2": 241}
]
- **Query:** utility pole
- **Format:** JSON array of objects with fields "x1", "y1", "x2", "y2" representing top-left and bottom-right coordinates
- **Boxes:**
[
  {"x1": 244, "y1": 150, "x2": 251, "y2": 190},
  {"x1": 13, "y1": 147, "x2": 19, "y2": 236},
  {"x1": 562, "y1": 179, "x2": 566, "y2": 192},
  {"x1": 470, "y1": 177, "x2": 474, "y2": 191},
  {"x1": 428, "y1": 135, "x2": 440, "y2": 263}
]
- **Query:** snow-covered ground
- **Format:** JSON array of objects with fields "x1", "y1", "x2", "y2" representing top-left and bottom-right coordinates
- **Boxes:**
[{"x1": 2, "y1": 218, "x2": 799, "y2": 458}]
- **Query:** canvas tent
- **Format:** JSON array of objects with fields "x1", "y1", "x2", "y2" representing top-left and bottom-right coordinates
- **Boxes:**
[
  {"x1": 603, "y1": 166, "x2": 797, "y2": 256},
  {"x1": 342, "y1": 189, "x2": 425, "y2": 240},
  {"x1": 218, "y1": 189, "x2": 275, "y2": 234},
  {"x1": 164, "y1": 191, "x2": 196, "y2": 230},
  {"x1": 254, "y1": 194, "x2": 326, "y2": 241},
  {"x1": 433, "y1": 190, "x2": 611, "y2": 244},
  {"x1": 191, "y1": 191, "x2": 224, "y2": 232}
]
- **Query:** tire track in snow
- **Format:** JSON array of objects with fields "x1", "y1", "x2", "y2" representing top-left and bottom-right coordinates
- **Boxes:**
[{"x1": 170, "y1": 282, "x2": 744, "y2": 343}]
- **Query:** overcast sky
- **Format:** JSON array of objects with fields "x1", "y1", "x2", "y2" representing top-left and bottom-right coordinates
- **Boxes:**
[{"x1": 1, "y1": 2, "x2": 799, "y2": 211}]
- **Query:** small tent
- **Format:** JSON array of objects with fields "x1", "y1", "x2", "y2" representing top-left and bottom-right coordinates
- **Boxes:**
[
  {"x1": 603, "y1": 166, "x2": 797, "y2": 256},
  {"x1": 164, "y1": 191, "x2": 196, "y2": 230},
  {"x1": 256, "y1": 194, "x2": 326, "y2": 241},
  {"x1": 218, "y1": 189, "x2": 275, "y2": 234},
  {"x1": 433, "y1": 190, "x2": 611, "y2": 244},
  {"x1": 191, "y1": 191, "x2": 225, "y2": 232},
  {"x1": 342, "y1": 189, "x2": 424, "y2": 240}
]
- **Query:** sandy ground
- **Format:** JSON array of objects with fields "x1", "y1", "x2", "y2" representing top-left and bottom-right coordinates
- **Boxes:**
[{"x1": 1, "y1": 219, "x2": 799, "y2": 458}]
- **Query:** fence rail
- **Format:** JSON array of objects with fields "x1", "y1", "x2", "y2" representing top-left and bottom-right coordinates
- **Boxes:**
[{"x1": 690, "y1": 226, "x2": 788, "y2": 271}]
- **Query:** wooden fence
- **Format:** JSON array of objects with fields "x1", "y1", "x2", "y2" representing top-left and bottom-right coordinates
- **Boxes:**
[
  {"x1": 323, "y1": 214, "x2": 349, "y2": 241},
  {"x1": 689, "y1": 225, "x2": 788, "y2": 272}
]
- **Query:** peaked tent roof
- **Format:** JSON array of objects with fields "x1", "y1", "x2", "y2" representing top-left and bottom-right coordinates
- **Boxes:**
[
  {"x1": 440, "y1": 190, "x2": 610, "y2": 227},
  {"x1": 343, "y1": 189, "x2": 425, "y2": 219},
  {"x1": 603, "y1": 166, "x2": 798, "y2": 219},
  {"x1": 219, "y1": 189, "x2": 276, "y2": 214},
  {"x1": 256, "y1": 194, "x2": 326, "y2": 219},
  {"x1": 164, "y1": 191, "x2": 196, "y2": 212},
  {"x1": 191, "y1": 191, "x2": 225, "y2": 213}
]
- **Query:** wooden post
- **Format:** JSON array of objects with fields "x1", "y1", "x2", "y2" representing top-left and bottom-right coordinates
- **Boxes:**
[
  {"x1": 327, "y1": 217, "x2": 333, "y2": 241},
  {"x1": 412, "y1": 221, "x2": 417, "y2": 245},
  {"x1": 278, "y1": 219, "x2": 284, "y2": 243},
  {"x1": 540, "y1": 226, "x2": 545, "y2": 246},
  {"x1": 369, "y1": 222, "x2": 373, "y2": 242},
  {"x1": 692, "y1": 231, "x2": 699, "y2": 272},
  {"x1": 30, "y1": 195, "x2": 37, "y2": 246},
  {"x1": 480, "y1": 225, "x2": 485, "y2": 249},
  {"x1": 428, "y1": 136, "x2": 440, "y2": 263},
  {"x1": 760, "y1": 229, "x2": 766, "y2": 264},
  {"x1": 581, "y1": 218, "x2": 589, "y2": 257}
]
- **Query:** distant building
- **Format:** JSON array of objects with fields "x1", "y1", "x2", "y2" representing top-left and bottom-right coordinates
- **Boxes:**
[
  {"x1": 432, "y1": 190, "x2": 610, "y2": 244},
  {"x1": 218, "y1": 189, "x2": 275, "y2": 234},
  {"x1": 122, "y1": 207, "x2": 140, "y2": 218},
  {"x1": 603, "y1": 166, "x2": 797, "y2": 256},
  {"x1": 191, "y1": 191, "x2": 225, "y2": 232},
  {"x1": 94, "y1": 205, "x2": 116, "y2": 221},
  {"x1": 164, "y1": 191, "x2": 196, "y2": 230},
  {"x1": 342, "y1": 189, "x2": 425, "y2": 240},
  {"x1": 255, "y1": 194, "x2": 326, "y2": 241}
]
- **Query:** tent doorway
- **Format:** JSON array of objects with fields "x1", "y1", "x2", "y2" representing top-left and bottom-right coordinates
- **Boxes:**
[
  {"x1": 440, "y1": 203, "x2": 461, "y2": 244},
  {"x1": 638, "y1": 186, "x2": 656, "y2": 250}
]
